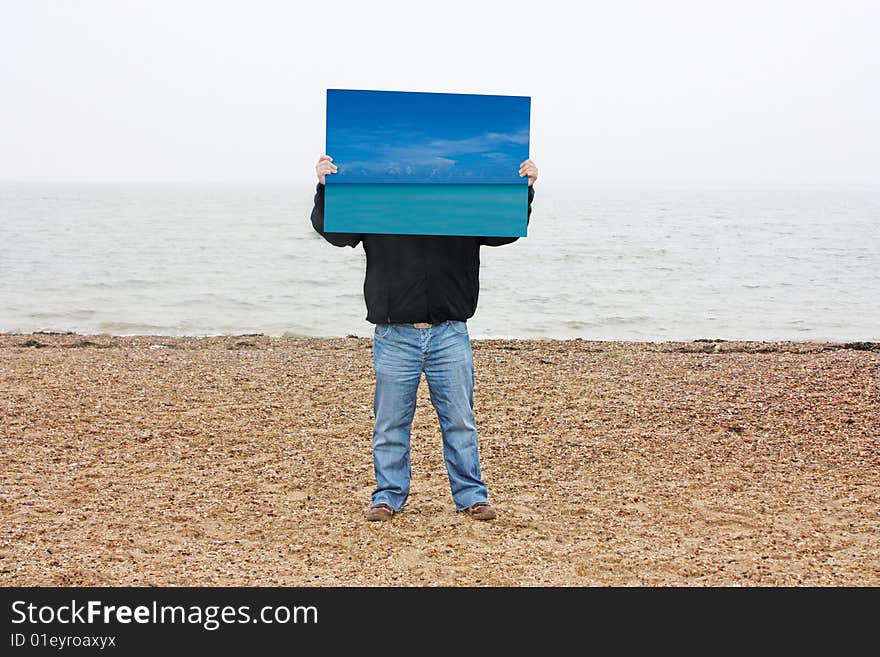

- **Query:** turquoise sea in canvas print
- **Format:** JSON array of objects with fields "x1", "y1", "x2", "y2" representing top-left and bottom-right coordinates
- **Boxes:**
[
  {"x1": 325, "y1": 184, "x2": 528, "y2": 237},
  {"x1": 324, "y1": 89, "x2": 530, "y2": 236}
]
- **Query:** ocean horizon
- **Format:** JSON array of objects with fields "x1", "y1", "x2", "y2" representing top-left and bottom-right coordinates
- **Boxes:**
[{"x1": 1, "y1": 181, "x2": 878, "y2": 342}]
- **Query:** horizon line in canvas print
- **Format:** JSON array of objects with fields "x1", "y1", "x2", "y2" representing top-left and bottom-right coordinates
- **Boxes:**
[{"x1": 324, "y1": 89, "x2": 530, "y2": 237}]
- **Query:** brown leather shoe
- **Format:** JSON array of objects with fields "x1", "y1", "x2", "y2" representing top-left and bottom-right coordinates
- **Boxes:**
[
  {"x1": 365, "y1": 503, "x2": 394, "y2": 522},
  {"x1": 464, "y1": 502, "x2": 497, "y2": 521}
]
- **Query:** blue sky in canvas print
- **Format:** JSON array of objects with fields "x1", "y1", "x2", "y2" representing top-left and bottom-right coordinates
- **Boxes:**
[{"x1": 325, "y1": 89, "x2": 530, "y2": 184}]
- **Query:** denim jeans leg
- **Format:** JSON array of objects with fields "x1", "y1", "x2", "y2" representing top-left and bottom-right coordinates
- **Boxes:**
[
  {"x1": 424, "y1": 321, "x2": 489, "y2": 510},
  {"x1": 371, "y1": 325, "x2": 422, "y2": 511}
]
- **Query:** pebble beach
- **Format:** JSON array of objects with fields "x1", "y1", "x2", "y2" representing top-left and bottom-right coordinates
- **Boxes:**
[{"x1": 1, "y1": 332, "x2": 878, "y2": 586}]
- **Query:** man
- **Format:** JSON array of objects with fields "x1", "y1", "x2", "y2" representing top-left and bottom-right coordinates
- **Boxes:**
[{"x1": 310, "y1": 155, "x2": 538, "y2": 521}]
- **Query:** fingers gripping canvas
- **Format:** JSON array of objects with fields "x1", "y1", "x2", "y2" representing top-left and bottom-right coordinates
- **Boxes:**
[{"x1": 324, "y1": 89, "x2": 530, "y2": 237}]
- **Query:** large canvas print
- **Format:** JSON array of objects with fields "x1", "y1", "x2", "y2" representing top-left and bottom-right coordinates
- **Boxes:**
[{"x1": 324, "y1": 89, "x2": 530, "y2": 237}]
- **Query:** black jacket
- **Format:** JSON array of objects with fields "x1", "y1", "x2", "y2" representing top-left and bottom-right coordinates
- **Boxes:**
[{"x1": 310, "y1": 182, "x2": 534, "y2": 324}]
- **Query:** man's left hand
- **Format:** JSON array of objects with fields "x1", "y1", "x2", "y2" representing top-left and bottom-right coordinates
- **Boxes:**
[{"x1": 519, "y1": 159, "x2": 538, "y2": 187}]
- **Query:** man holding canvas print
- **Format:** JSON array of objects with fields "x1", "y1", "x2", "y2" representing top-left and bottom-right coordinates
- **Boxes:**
[{"x1": 311, "y1": 89, "x2": 538, "y2": 521}]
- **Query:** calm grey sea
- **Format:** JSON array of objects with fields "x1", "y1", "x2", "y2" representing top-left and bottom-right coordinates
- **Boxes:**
[{"x1": 1, "y1": 182, "x2": 877, "y2": 341}]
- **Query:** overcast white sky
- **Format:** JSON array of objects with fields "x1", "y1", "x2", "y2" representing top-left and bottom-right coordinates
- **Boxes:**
[{"x1": 1, "y1": 0, "x2": 877, "y2": 186}]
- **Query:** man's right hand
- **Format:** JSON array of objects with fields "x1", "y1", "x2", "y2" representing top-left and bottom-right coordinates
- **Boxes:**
[{"x1": 316, "y1": 155, "x2": 338, "y2": 185}]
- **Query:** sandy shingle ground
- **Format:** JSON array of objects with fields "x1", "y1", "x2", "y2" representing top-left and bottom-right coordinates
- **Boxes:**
[{"x1": 1, "y1": 332, "x2": 878, "y2": 585}]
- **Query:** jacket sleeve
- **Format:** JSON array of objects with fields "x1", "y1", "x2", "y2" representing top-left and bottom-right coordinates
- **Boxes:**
[
  {"x1": 310, "y1": 182, "x2": 362, "y2": 248},
  {"x1": 479, "y1": 184, "x2": 535, "y2": 247}
]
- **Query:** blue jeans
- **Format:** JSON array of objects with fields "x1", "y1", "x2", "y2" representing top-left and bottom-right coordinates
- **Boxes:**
[{"x1": 371, "y1": 320, "x2": 489, "y2": 511}]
